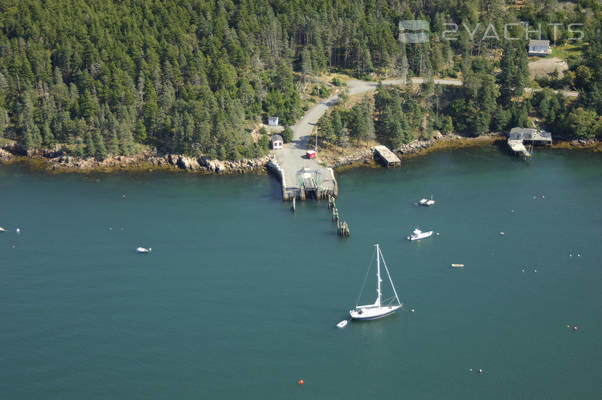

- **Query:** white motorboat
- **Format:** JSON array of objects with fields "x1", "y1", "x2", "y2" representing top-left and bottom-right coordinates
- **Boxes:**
[
  {"x1": 136, "y1": 247, "x2": 152, "y2": 253},
  {"x1": 418, "y1": 195, "x2": 435, "y2": 206},
  {"x1": 349, "y1": 244, "x2": 402, "y2": 321},
  {"x1": 336, "y1": 320, "x2": 348, "y2": 328},
  {"x1": 0, "y1": 227, "x2": 6, "y2": 232},
  {"x1": 407, "y1": 228, "x2": 433, "y2": 241}
]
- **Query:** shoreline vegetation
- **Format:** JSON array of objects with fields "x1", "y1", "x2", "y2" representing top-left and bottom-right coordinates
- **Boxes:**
[{"x1": 2, "y1": 135, "x2": 599, "y2": 175}]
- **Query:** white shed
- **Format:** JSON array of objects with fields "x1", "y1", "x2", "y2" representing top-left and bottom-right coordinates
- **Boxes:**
[{"x1": 271, "y1": 134, "x2": 283, "y2": 150}]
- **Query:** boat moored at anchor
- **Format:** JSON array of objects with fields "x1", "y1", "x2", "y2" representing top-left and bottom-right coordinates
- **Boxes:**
[
  {"x1": 407, "y1": 228, "x2": 433, "y2": 241},
  {"x1": 349, "y1": 244, "x2": 402, "y2": 321}
]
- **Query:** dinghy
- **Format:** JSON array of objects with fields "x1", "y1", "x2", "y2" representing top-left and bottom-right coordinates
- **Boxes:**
[
  {"x1": 336, "y1": 320, "x2": 348, "y2": 328},
  {"x1": 136, "y1": 247, "x2": 152, "y2": 253}
]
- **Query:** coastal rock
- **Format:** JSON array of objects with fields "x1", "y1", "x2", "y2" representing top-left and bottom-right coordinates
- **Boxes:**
[
  {"x1": 0, "y1": 148, "x2": 12, "y2": 161},
  {"x1": 177, "y1": 156, "x2": 200, "y2": 170},
  {"x1": 0, "y1": 145, "x2": 271, "y2": 174},
  {"x1": 199, "y1": 157, "x2": 225, "y2": 173},
  {"x1": 168, "y1": 154, "x2": 179, "y2": 166},
  {"x1": 214, "y1": 160, "x2": 226, "y2": 173}
]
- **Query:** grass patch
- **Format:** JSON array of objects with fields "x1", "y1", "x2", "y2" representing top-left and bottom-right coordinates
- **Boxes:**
[{"x1": 551, "y1": 43, "x2": 585, "y2": 61}]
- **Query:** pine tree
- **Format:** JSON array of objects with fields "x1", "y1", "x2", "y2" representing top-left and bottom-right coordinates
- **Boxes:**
[
  {"x1": 0, "y1": 107, "x2": 8, "y2": 138},
  {"x1": 42, "y1": 123, "x2": 55, "y2": 147},
  {"x1": 94, "y1": 133, "x2": 108, "y2": 160},
  {"x1": 84, "y1": 132, "x2": 96, "y2": 158},
  {"x1": 109, "y1": 130, "x2": 120, "y2": 155}
]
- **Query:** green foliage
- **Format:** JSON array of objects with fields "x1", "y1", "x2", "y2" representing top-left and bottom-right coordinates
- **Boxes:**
[
  {"x1": 374, "y1": 87, "x2": 417, "y2": 147},
  {"x1": 439, "y1": 115, "x2": 454, "y2": 135},
  {"x1": 281, "y1": 126, "x2": 293, "y2": 143},
  {"x1": 347, "y1": 97, "x2": 374, "y2": 144},
  {"x1": 566, "y1": 108, "x2": 601, "y2": 138},
  {"x1": 331, "y1": 77, "x2": 344, "y2": 87},
  {"x1": 499, "y1": 41, "x2": 529, "y2": 102},
  {"x1": 0, "y1": 0, "x2": 598, "y2": 157}
]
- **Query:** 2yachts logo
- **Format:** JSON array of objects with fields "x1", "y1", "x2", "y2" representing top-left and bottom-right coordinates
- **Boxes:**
[
  {"x1": 399, "y1": 20, "x2": 430, "y2": 43},
  {"x1": 399, "y1": 20, "x2": 584, "y2": 44}
]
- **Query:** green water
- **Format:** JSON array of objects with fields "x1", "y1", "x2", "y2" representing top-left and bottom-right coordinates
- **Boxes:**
[{"x1": 1, "y1": 147, "x2": 601, "y2": 399}]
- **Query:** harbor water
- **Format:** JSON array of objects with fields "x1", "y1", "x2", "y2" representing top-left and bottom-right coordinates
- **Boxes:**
[{"x1": 1, "y1": 147, "x2": 601, "y2": 399}]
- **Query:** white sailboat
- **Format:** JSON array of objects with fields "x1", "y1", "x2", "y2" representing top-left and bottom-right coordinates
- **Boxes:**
[{"x1": 350, "y1": 244, "x2": 402, "y2": 321}]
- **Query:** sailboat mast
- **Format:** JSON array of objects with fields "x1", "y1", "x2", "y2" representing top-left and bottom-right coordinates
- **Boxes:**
[{"x1": 376, "y1": 244, "x2": 382, "y2": 307}]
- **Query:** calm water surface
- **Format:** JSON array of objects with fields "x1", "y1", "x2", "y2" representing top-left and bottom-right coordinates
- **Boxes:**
[{"x1": 1, "y1": 147, "x2": 601, "y2": 399}]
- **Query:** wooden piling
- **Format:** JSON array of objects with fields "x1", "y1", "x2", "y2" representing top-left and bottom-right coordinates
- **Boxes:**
[
  {"x1": 291, "y1": 197, "x2": 296, "y2": 213},
  {"x1": 337, "y1": 220, "x2": 350, "y2": 237}
]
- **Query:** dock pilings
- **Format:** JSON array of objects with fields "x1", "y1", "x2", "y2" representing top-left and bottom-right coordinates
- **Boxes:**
[{"x1": 328, "y1": 194, "x2": 350, "y2": 237}]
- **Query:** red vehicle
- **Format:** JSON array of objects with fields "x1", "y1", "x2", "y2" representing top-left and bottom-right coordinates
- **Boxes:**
[{"x1": 306, "y1": 150, "x2": 317, "y2": 159}]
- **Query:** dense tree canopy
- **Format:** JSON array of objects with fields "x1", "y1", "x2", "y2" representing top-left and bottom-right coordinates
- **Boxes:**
[{"x1": 0, "y1": 0, "x2": 599, "y2": 160}]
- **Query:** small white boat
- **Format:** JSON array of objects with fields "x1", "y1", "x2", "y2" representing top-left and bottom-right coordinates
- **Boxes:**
[
  {"x1": 451, "y1": 264, "x2": 464, "y2": 268},
  {"x1": 136, "y1": 247, "x2": 152, "y2": 253},
  {"x1": 336, "y1": 320, "x2": 348, "y2": 328},
  {"x1": 418, "y1": 195, "x2": 435, "y2": 206},
  {"x1": 349, "y1": 244, "x2": 402, "y2": 321},
  {"x1": 407, "y1": 228, "x2": 433, "y2": 241},
  {"x1": 0, "y1": 227, "x2": 6, "y2": 232}
]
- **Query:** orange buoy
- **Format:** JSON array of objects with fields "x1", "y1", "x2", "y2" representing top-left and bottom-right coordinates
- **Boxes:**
[{"x1": 298, "y1": 379, "x2": 304, "y2": 385}]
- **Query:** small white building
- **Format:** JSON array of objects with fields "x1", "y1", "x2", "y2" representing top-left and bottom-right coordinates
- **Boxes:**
[
  {"x1": 528, "y1": 40, "x2": 551, "y2": 56},
  {"x1": 268, "y1": 116, "x2": 279, "y2": 126},
  {"x1": 271, "y1": 134, "x2": 283, "y2": 150}
]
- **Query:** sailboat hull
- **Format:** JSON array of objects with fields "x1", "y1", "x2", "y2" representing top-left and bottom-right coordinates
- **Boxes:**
[{"x1": 350, "y1": 305, "x2": 401, "y2": 320}]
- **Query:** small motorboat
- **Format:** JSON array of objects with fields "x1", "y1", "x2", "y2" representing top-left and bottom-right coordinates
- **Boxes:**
[
  {"x1": 418, "y1": 195, "x2": 435, "y2": 206},
  {"x1": 336, "y1": 320, "x2": 348, "y2": 328},
  {"x1": 407, "y1": 228, "x2": 433, "y2": 241},
  {"x1": 136, "y1": 247, "x2": 152, "y2": 253},
  {"x1": 0, "y1": 227, "x2": 6, "y2": 232},
  {"x1": 451, "y1": 264, "x2": 464, "y2": 268}
]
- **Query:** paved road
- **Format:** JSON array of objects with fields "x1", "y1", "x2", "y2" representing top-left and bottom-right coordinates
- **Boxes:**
[{"x1": 273, "y1": 77, "x2": 578, "y2": 195}]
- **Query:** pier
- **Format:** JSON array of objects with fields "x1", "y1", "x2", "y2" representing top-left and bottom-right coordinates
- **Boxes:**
[
  {"x1": 373, "y1": 145, "x2": 401, "y2": 167},
  {"x1": 268, "y1": 91, "x2": 341, "y2": 201},
  {"x1": 507, "y1": 127, "x2": 552, "y2": 157}
]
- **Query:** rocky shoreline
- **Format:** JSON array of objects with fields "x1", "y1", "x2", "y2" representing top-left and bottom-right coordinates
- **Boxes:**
[
  {"x1": 327, "y1": 134, "x2": 601, "y2": 170},
  {"x1": 0, "y1": 145, "x2": 271, "y2": 174},
  {"x1": 326, "y1": 133, "x2": 503, "y2": 170},
  {"x1": 1, "y1": 135, "x2": 599, "y2": 174}
]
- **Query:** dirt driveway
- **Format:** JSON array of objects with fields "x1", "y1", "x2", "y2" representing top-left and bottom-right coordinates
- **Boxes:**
[{"x1": 529, "y1": 57, "x2": 568, "y2": 79}]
